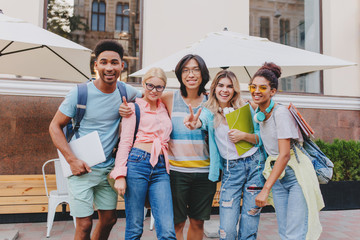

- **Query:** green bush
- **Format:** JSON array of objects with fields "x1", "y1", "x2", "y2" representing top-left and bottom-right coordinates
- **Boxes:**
[{"x1": 315, "y1": 139, "x2": 360, "y2": 181}]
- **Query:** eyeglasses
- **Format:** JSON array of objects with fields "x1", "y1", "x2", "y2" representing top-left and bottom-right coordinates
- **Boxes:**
[
  {"x1": 182, "y1": 68, "x2": 201, "y2": 76},
  {"x1": 145, "y1": 83, "x2": 165, "y2": 92},
  {"x1": 248, "y1": 84, "x2": 269, "y2": 93}
]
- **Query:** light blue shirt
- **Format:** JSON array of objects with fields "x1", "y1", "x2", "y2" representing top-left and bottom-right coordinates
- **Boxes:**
[{"x1": 59, "y1": 81, "x2": 141, "y2": 168}]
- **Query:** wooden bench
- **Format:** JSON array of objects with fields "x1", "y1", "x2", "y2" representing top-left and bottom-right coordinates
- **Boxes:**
[
  {"x1": 0, "y1": 175, "x2": 125, "y2": 214},
  {"x1": 0, "y1": 175, "x2": 221, "y2": 215}
]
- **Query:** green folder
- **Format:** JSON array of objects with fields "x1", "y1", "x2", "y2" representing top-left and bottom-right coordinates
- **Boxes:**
[{"x1": 225, "y1": 104, "x2": 254, "y2": 156}]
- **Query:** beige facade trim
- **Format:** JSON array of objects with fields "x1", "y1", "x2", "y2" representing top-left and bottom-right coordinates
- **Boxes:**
[
  {"x1": 0, "y1": 79, "x2": 75, "y2": 98},
  {"x1": 1, "y1": 80, "x2": 359, "y2": 111},
  {"x1": 271, "y1": 94, "x2": 360, "y2": 110}
]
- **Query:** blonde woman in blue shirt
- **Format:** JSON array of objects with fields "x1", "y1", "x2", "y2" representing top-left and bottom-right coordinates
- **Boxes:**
[{"x1": 184, "y1": 70, "x2": 265, "y2": 240}]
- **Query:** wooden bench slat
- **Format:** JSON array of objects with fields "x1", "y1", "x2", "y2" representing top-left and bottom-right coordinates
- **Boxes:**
[
  {"x1": 116, "y1": 202, "x2": 125, "y2": 209},
  {"x1": 0, "y1": 180, "x2": 56, "y2": 186},
  {"x1": 0, "y1": 182, "x2": 56, "y2": 189},
  {"x1": 0, "y1": 187, "x2": 52, "y2": 197},
  {"x1": 0, "y1": 175, "x2": 56, "y2": 197},
  {"x1": 0, "y1": 204, "x2": 60, "y2": 214},
  {"x1": 0, "y1": 201, "x2": 125, "y2": 214},
  {"x1": 0, "y1": 196, "x2": 49, "y2": 205},
  {"x1": 0, "y1": 175, "x2": 56, "y2": 182},
  {"x1": 0, "y1": 196, "x2": 125, "y2": 206}
]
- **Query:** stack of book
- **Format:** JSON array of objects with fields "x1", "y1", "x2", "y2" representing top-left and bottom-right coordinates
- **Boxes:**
[{"x1": 288, "y1": 103, "x2": 315, "y2": 138}]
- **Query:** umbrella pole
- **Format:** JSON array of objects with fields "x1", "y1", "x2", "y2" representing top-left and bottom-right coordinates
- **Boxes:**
[
  {"x1": 0, "y1": 41, "x2": 14, "y2": 54},
  {"x1": 0, "y1": 42, "x2": 90, "y2": 81},
  {"x1": 244, "y1": 66, "x2": 251, "y2": 79},
  {"x1": 44, "y1": 45, "x2": 90, "y2": 80},
  {"x1": 0, "y1": 44, "x2": 44, "y2": 56}
]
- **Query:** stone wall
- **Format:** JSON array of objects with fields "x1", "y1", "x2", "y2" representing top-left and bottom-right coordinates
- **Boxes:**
[
  {"x1": 298, "y1": 108, "x2": 360, "y2": 142},
  {"x1": 0, "y1": 95, "x2": 63, "y2": 175}
]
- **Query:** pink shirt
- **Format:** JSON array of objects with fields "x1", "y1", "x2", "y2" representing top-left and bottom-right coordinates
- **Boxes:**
[{"x1": 110, "y1": 98, "x2": 172, "y2": 179}]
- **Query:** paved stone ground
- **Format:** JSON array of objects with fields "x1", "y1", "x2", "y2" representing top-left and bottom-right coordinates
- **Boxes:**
[{"x1": 0, "y1": 210, "x2": 359, "y2": 239}]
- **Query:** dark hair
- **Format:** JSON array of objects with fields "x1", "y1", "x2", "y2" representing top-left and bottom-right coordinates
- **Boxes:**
[
  {"x1": 174, "y1": 54, "x2": 210, "y2": 97},
  {"x1": 251, "y1": 62, "x2": 281, "y2": 89},
  {"x1": 94, "y1": 40, "x2": 124, "y2": 60}
]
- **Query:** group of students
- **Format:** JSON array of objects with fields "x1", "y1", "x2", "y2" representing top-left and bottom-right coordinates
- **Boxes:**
[{"x1": 50, "y1": 39, "x2": 324, "y2": 240}]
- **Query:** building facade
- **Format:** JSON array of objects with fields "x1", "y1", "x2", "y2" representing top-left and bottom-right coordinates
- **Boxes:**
[
  {"x1": 72, "y1": 0, "x2": 141, "y2": 81},
  {"x1": 0, "y1": 0, "x2": 46, "y2": 27},
  {"x1": 0, "y1": 0, "x2": 359, "y2": 175},
  {"x1": 250, "y1": 0, "x2": 312, "y2": 93}
]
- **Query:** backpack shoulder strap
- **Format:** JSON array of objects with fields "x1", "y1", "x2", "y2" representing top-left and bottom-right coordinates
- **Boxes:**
[
  {"x1": 117, "y1": 81, "x2": 128, "y2": 102},
  {"x1": 111, "y1": 102, "x2": 141, "y2": 157},
  {"x1": 73, "y1": 82, "x2": 88, "y2": 139},
  {"x1": 133, "y1": 102, "x2": 140, "y2": 143}
]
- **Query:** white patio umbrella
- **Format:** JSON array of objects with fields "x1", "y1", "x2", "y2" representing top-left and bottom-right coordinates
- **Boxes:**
[
  {"x1": 0, "y1": 13, "x2": 91, "y2": 82},
  {"x1": 130, "y1": 30, "x2": 355, "y2": 83}
]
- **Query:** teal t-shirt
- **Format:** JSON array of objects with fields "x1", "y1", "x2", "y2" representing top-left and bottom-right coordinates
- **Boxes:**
[{"x1": 59, "y1": 81, "x2": 141, "y2": 168}]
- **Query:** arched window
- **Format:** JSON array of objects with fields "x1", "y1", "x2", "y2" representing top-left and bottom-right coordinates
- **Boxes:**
[
  {"x1": 279, "y1": 19, "x2": 290, "y2": 45},
  {"x1": 91, "y1": 1, "x2": 106, "y2": 31},
  {"x1": 260, "y1": 17, "x2": 270, "y2": 39},
  {"x1": 115, "y1": 2, "x2": 129, "y2": 32}
]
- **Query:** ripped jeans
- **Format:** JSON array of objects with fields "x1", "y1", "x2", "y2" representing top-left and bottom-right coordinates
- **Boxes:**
[{"x1": 219, "y1": 148, "x2": 265, "y2": 240}]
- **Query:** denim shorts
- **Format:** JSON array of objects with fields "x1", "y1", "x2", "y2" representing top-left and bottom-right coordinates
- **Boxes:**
[{"x1": 67, "y1": 164, "x2": 118, "y2": 217}]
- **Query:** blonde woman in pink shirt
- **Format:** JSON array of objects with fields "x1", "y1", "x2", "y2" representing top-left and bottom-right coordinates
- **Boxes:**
[{"x1": 110, "y1": 68, "x2": 176, "y2": 240}]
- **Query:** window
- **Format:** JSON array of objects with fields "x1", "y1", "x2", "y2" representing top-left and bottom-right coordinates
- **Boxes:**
[
  {"x1": 116, "y1": 3, "x2": 130, "y2": 32},
  {"x1": 279, "y1": 19, "x2": 290, "y2": 45},
  {"x1": 260, "y1": 17, "x2": 270, "y2": 39},
  {"x1": 250, "y1": 0, "x2": 321, "y2": 94},
  {"x1": 298, "y1": 20, "x2": 305, "y2": 49},
  {"x1": 91, "y1": 1, "x2": 106, "y2": 31}
]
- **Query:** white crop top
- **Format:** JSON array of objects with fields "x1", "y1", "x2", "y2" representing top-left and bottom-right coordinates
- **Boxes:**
[{"x1": 215, "y1": 123, "x2": 258, "y2": 160}]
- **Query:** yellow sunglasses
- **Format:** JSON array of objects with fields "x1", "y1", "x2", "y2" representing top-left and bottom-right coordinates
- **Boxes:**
[{"x1": 248, "y1": 84, "x2": 269, "y2": 93}]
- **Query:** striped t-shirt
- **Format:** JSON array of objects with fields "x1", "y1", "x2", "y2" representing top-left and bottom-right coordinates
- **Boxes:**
[{"x1": 168, "y1": 90, "x2": 210, "y2": 173}]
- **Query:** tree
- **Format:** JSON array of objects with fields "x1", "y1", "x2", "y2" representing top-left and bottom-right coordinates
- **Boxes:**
[{"x1": 47, "y1": 0, "x2": 88, "y2": 40}]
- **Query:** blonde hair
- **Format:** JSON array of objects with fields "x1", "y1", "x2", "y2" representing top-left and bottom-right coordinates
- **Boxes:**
[
  {"x1": 142, "y1": 67, "x2": 167, "y2": 85},
  {"x1": 204, "y1": 70, "x2": 246, "y2": 127}
]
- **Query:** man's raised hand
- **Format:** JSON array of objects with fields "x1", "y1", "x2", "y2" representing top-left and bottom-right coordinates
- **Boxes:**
[{"x1": 183, "y1": 104, "x2": 202, "y2": 130}]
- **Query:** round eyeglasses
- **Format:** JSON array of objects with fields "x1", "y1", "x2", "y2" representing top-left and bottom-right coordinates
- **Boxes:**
[
  {"x1": 145, "y1": 83, "x2": 165, "y2": 92},
  {"x1": 182, "y1": 68, "x2": 201, "y2": 76}
]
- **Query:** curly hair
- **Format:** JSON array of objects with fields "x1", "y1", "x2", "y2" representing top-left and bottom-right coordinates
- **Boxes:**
[
  {"x1": 94, "y1": 40, "x2": 124, "y2": 60},
  {"x1": 250, "y1": 62, "x2": 282, "y2": 89}
]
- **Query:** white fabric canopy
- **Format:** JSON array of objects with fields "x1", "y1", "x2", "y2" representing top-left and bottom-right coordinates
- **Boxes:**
[
  {"x1": 0, "y1": 13, "x2": 91, "y2": 82},
  {"x1": 131, "y1": 31, "x2": 355, "y2": 83}
]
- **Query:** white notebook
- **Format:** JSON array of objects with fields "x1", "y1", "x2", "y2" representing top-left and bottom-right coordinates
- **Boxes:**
[{"x1": 57, "y1": 131, "x2": 106, "y2": 177}]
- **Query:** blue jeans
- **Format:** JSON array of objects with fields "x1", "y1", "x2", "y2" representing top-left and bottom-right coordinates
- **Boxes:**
[
  {"x1": 272, "y1": 166, "x2": 308, "y2": 240},
  {"x1": 124, "y1": 148, "x2": 176, "y2": 240},
  {"x1": 219, "y1": 148, "x2": 265, "y2": 240}
]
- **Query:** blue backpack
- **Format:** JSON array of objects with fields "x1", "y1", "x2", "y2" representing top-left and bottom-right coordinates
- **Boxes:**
[
  {"x1": 64, "y1": 81, "x2": 129, "y2": 142},
  {"x1": 273, "y1": 105, "x2": 334, "y2": 184}
]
